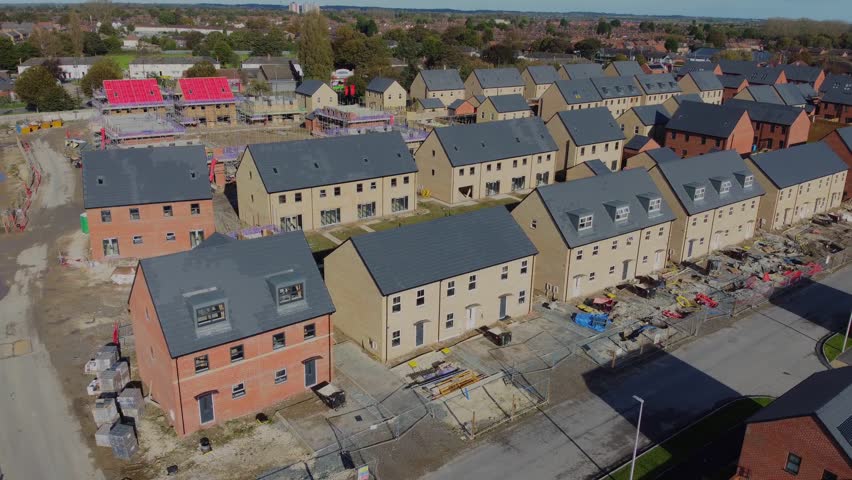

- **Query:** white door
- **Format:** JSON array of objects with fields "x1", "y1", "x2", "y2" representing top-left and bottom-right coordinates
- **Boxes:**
[
  {"x1": 745, "y1": 221, "x2": 754, "y2": 238},
  {"x1": 654, "y1": 250, "x2": 664, "y2": 270},
  {"x1": 465, "y1": 306, "x2": 477, "y2": 330},
  {"x1": 572, "y1": 275, "x2": 583, "y2": 298},
  {"x1": 710, "y1": 232, "x2": 721, "y2": 250}
]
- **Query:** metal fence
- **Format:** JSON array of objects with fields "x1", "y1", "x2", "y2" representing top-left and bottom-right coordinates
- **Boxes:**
[{"x1": 1, "y1": 137, "x2": 42, "y2": 233}]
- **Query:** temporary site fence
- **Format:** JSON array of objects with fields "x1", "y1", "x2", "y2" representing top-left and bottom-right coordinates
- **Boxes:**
[{"x1": 1, "y1": 136, "x2": 42, "y2": 233}]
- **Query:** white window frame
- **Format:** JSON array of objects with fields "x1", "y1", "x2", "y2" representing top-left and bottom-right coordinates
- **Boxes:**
[
  {"x1": 694, "y1": 187, "x2": 706, "y2": 201},
  {"x1": 744, "y1": 175, "x2": 754, "y2": 188},
  {"x1": 274, "y1": 368, "x2": 288, "y2": 384},
  {"x1": 648, "y1": 197, "x2": 662, "y2": 214},
  {"x1": 578, "y1": 214, "x2": 594, "y2": 231},
  {"x1": 615, "y1": 206, "x2": 630, "y2": 222},
  {"x1": 719, "y1": 180, "x2": 732, "y2": 195},
  {"x1": 232, "y1": 382, "x2": 246, "y2": 399}
]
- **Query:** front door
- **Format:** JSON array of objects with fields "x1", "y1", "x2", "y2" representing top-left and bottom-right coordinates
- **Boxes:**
[
  {"x1": 783, "y1": 208, "x2": 792, "y2": 225},
  {"x1": 465, "y1": 306, "x2": 477, "y2": 330},
  {"x1": 415, "y1": 322, "x2": 424, "y2": 347},
  {"x1": 198, "y1": 393, "x2": 214, "y2": 424},
  {"x1": 654, "y1": 250, "x2": 664, "y2": 270},
  {"x1": 686, "y1": 239, "x2": 695, "y2": 258},
  {"x1": 621, "y1": 260, "x2": 630, "y2": 281},
  {"x1": 572, "y1": 275, "x2": 583, "y2": 299},
  {"x1": 304, "y1": 358, "x2": 317, "y2": 387},
  {"x1": 710, "y1": 232, "x2": 721, "y2": 250},
  {"x1": 498, "y1": 296, "x2": 508, "y2": 319}
]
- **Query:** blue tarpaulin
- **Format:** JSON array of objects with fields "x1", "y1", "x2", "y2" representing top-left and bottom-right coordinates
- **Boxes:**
[{"x1": 574, "y1": 313, "x2": 609, "y2": 332}]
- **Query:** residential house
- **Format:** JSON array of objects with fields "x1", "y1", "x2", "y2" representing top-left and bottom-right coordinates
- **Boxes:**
[
  {"x1": 676, "y1": 60, "x2": 722, "y2": 77},
  {"x1": 522, "y1": 65, "x2": 561, "y2": 100},
  {"x1": 324, "y1": 207, "x2": 537, "y2": 363},
  {"x1": 294, "y1": 80, "x2": 338, "y2": 111},
  {"x1": 604, "y1": 60, "x2": 644, "y2": 77},
  {"x1": 635, "y1": 73, "x2": 682, "y2": 105},
  {"x1": 546, "y1": 107, "x2": 626, "y2": 173},
  {"x1": 817, "y1": 76, "x2": 852, "y2": 123},
  {"x1": 743, "y1": 66, "x2": 788, "y2": 86},
  {"x1": 538, "y1": 78, "x2": 603, "y2": 122},
  {"x1": 129, "y1": 56, "x2": 220, "y2": 79},
  {"x1": 780, "y1": 64, "x2": 826, "y2": 91},
  {"x1": 17, "y1": 56, "x2": 103, "y2": 81},
  {"x1": 718, "y1": 60, "x2": 760, "y2": 77},
  {"x1": 734, "y1": 368, "x2": 852, "y2": 480},
  {"x1": 415, "y1": 97, "x2": 447, "y2": 116},
  {"x1": 409, "y1": 69, "x2": 466, "y2": 106},
  {"x1": 511, "y1": 168, "x2": 676, "y2": 301},
  {"x1": 236, "y1": 132, "x2": 417, "y2": 230},
  {"x1": 734, "y1": 84, "x2": 807, "y2": 108},
  {"x1": 664, "y1": 101, "x2": 754, "y2": 157},
  {"x1": 821, "y1": 126, "x2": 852, "y2": 198},
  {"x1": 477, "y1": 94, "x2": 532, "y2": 123},
  {"x1": 241, "y1": 56, "x2": 295, "y2": 70},
  {"x1": 447, "y1": 98, "x2": 476, "y2": 120},
  {"x1": 564, "y1": 158, "x2": 617, "y2": 181},
  {"x1": 175, "y1": 77, "x2": 237, "y2": 126},
  {"x1": 97, "y1": 79, "x2": 168, "y2": 116},
  {"x1": 723, "y1": 99, "x2": 810, "y2": 151},
  {"x1": 718, "y1": 74, "x2": 750, "y2": 102},
  {"x1": 745, "y1": 143, "x2": 847, "y2": 230},
  {"x1": 591, "y1": 76, "x2": 643, "y2": 117},
  {"x1": 465, "y1": 68, "x2": 525, "y2": 98},
  {"x1": 623, "y1": 135, "x2": 661, "y2": 162},
  {"x1": 415, "y1": 118, "x2": 558, "y2": 204},
  {"x1": 632, "y1": 149, "x2": 764, "y2": 262},
  {"x1": 558, "y1": 63, "x2": 604, "y2": 80},
  {"x1": 686, "y1": 48, "x2": 721, "y2": 62},
  {"x1": 258, "y1": 64, "x2": 297, "y2": 94},
  {"x1": 364, "y1": 77, "x2": 406, "y2": 112},
  {"x1": 661, "y1": 93, "x2": 703, "y2": 116},
  {"x1": 82, "y1": 146, "x2": 214, "y2": 261},
  {"x1": 128, "y1": 232, "x2": 335, "y2": 436},
  {"x1": 677, "y1": 71, "x2": 724, "y2": 105},
  {"x1": 617, "y1": 105, "x2": 671, "y2": 144}
]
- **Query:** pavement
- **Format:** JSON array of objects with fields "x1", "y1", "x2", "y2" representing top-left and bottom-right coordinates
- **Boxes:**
[
  {"x1": 0, "y1": 135, "x2": 104, "y2": 479},
  {"x1": 416, "y1": 266, "x2": 852, "y2": 480}
]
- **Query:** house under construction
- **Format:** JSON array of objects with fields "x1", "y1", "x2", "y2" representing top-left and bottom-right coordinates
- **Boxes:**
[
  {"x1": 93, "y1": 113, "x2": 188, "y2": 149},
  {"x1": 92, "y1": 79, "x2": 171, "y2": 116},
  {"x1": 305, "y1": 104, "x2": 429, "y2": 152},
  {"x1": 174, "y1": 77, "x2": 237, "y2": 126},
  {"x1": 237, "y1": 95, "x2": 305, "y2": 124}
]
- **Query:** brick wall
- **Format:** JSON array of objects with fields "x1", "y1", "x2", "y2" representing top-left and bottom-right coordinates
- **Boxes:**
[
  {"x1": 818, "y1": 102, "x2": 852, "y2": 123},
  {"x1": 823, "y1": 130, "x2": 852, "y2": 198},
  {"x1": 87, "y1": 199, "x2": 215, "y2": 261},
  {"x1": 752, "y1": 113, "x2": 810, "y2": 151},
  {"x1": 737, "y1": 416, "x2": 852, "y2": 479},
  {"x1": 665, "y1": 115, "x2": 753, "y2": 157}
]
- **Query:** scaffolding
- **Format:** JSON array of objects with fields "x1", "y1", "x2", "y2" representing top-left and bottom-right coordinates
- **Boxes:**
[
  {"x1": 236, "y1": 95, "x2": 306, "y2": 124},
  {"x1": 307, "y1": 104, "x2": 429, "y2": 150},
  {"x1": 94, "y1": 113, "x2": 187, "y2": 149}
]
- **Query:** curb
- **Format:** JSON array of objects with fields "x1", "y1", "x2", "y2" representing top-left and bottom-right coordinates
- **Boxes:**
[{"x1": 816, "y1": 332, "x2": 838, "y2": 369}]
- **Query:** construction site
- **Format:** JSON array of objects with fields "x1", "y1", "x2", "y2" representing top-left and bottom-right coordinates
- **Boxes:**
[
  {"x1": 237, "y1": 95, "x2": 305, "y2": 124},
  {"x1": 91, "y1": 79, "x2": 171, "y2": 116},
  {"x1": 305, "y1": 104, "x2": 430, "y2": 153},
  {"x1": 174, "y1": 77, "x2": 238, "y2": 126}
]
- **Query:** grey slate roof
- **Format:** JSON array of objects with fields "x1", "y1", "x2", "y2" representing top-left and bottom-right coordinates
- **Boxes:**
[
  {"x1": 747, "y1": 368, "x2": 852, "y2": 461},
  {"x1": 535, "y1": 168, "x2": 676, "y2": 248},
  {"x1": 130, "y1": 56, "x2": 216, "y2": 65},
  {"x1": 717, "y1": 74, "x2": 747, "y2": 89},
  {"x1": 644, "y1": 147, "x2": 682, "y2": 164},
  {"x1": 666, "y1": 101, "x2": 748, "y2": 138},
  {"x1": 772, "y1": 83, "x2": 807, "y2": 106},
  {"x1": 259, "y1": 64, "x2": 295, "y2": 82},
  {"x1": 631, "y1": 105, "x2": 671, "y2": 126},
  {"x1": 22, "y1": 56, "x2": 104, "y2": 66},
  {"x1": 635, "y1": 73, "x2": 681, "y2": 95},
  {"x1": 561, "y1": 63, "x2": 604, "y2": 80},
  {"x1": 554, "y1": 107, "x2": 625, "y2": 146},
  {"x1": 835, "y1": 127, "x2": 852, "y2": 150},
  {"x1": 677, "y1": 60, "x2": 718, "y2": 76},
  {"x1": 723, "y1": 99, "x2": 805, "y2": 126},
  {"x1": 750, "y1": 143, "x2": 848, "y2": 189},
  {"x1": 719, "y1": 60, "x2": 758, "y2": 76},
  {"x1": 243, "y1": 56, "x2": 293, "y2": 66},
  {"x1": 624, "y1": 135, "x2": 655, "y2": 151},
  {"x1": 294, "y1": 79, "x2": 327, "y2": 96},
  {"x1": 609, "y1": 61, "x2": 644, "y2": 77},
  {"x1": 140, "y1": 232, "x2": 335, "y2": 358},
  {"x1": 819, "y1": 73, "x2": 851, "y2": 94},
  {"x1": 82, "y1": 146, "x2": 210, "y2": 209},
  {"x1": 745, "y1": 66, "x2": 785, "y2": 85},
  {"x1": 591, "y1": 75, "x2": 641, "y2": 99},
  {"x1": 366, "y1": 77, "x2": 398, "y2": 93},
  {"x1": 473, "y1": 68, "x2": 524, "y2": 89},
  {"x1": 672, "y1": 93, "x2": 703, "y2": 106},
  {"x1": 795, "y1": 83, "x2": 818, "y2": 100},
  {"x1": 780, "y1": 64, "x2": 823, "y2": 84},
  {"x1": 419, "y1": 69, "x2": 464, "y2": 91},
  {"x1": 525, "y1": 65, "x2": 560, "y2": 85},
  {"x1": 654, "y1": 150, "x2": 764, "y2": 215},
  {"x1": 434, "y1": 117, "x2": 557, "y2": 167},
  {"x1": 487, "y1": 94, "x2": 530, "y2": 113},
  {"x1": 744, "y1": 85, "x2": 783, "y2": 104},
  {"x1": 584, "y1": 159, "x2": 613, "y2": 175},
  {"x1": 350, "y1": 207, "x2": 537, "y2": 296},
  {"x1": 417, "y1": 97, "x2": 445, "y2": 109},
  {"x1": 553, "y1": 79, "x2": 603, "y2": 105},
  {"x1": 822, "y1": 79, "x2": 852, "y2": 106},
  {"x1": 247, "y1": 132, "x2": 416, "y2": 193},
  {"x1": 685, "y1": 71, "x2": 723, "y2": 91},
  {"x1": 447, "y1": 98, "x2": 467, "y2": 110}
]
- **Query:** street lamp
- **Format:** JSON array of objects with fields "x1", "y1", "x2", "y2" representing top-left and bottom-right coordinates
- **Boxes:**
[
  {"x1": 842, "y1": 310, "x2": 852, "y2": 354},
  {"x1": 629, "y1": 395, "x2": 645, "y2": 480}
]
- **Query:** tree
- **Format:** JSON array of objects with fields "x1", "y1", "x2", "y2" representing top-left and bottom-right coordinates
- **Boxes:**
[
  {"x1": 613, "y1": 53, "x2": 629, "y2": 61},
  {"x1": 80, "y1": 58, "x2": 122, "y2": 96},
  {"x1": 158, "y1": 10, "x2": 179, "y2": 26},
  {"x1": 720, "y1": 49, "x2": 753, "y2": 61},
  {"x1": 30, "y1": 26, "x2": 64, "y2": 58},
  {"x1": 575, "y1": 38, "x2": 602, "y2": 60},
  {"x1": 639, "y1": 21, "x2": 656, "y2": 33},
  {"x1": 41, "y1": 59, "x2": 63, "y2": 81},
  {"x1": 247, "y1": 79, "x2": 271, "y2": 96},
  {"x1": 213, "y1": 40, "x2": 237, "y2": 67},
  {"x1": 83, "y1": 32, "x2": 107, "y2": 55},
  {"x1": 36, "y1": 82, "x2": 76, "y2": 111},
  {"x1": 635, "y1": 54, "x2": 647, "y2": 65},
  {"x1": 354, "y1": 15, "x2": 378, "y2": 37},
  {"x1": 104, "y1": 36, "x2": 123, "y2": 53},
  {"x1": 0, "y1": 37, "x2": 18, "y2": 71},
  {"x1": 15, "y1": 65, "x2": 73, "y2": 111},
  {"x1": 69, "y1": 12, "x2": 83, "y2": 56},
  {"x1": 707, "y1": 29, "x2": 727, "y2": 48},
  {"x1": 664, "y1": 36, "x2": 679, "y2": 52},
  {"x1": 98, "y1": 23, "x2": 116, "y2": 36},
  {"x1": 596, "y1": 20, "x2": 612, "y2": 36},
  {"x1": 610, "y1": 19, "x2": 621, "y2": 27},
  {"x1": 297, "y1": 12, "x2": 334, "y2": 82},
  {"x1": 559, "y1": 18, "x2": 569, "y2": 28},
  {"x1": 481, "y1": 43, "x2": 514, "y2": 66},
  {"x1": 184, "y1": 61, "x2": 217, "y2": 78},
  {"x1": 183, "y1": 31, "x2": 204, "y2": 51}
]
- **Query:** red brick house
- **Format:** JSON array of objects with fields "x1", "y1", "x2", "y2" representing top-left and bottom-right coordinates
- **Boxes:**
[
  {"x1": 724, "y1": 99, "x2": 811, "y2": 151},
  {"x1": 622, "y1": 135, "x2": 661, "y2": 162},
  {"x1": 82, "y1": 146, "x2": 214, "y2": 261},
  {"x1": 664, "y1": 101, "x2": 754, "y2": 157},
  {"x1": 718, "y1": 74, "x2": 750, "y2": 102},
  {"x1": 128, "y1": 233, "x2": 336, "y2": 436},
  {"x1": 734, "y1": 368, "x2": 852, "y2": 480},
  {"x1": 822, "y1": 126, "x2": 852, "y2": 198},
  {"x1": 818, "y1": 79, "x2": 852, "y2": 123}
]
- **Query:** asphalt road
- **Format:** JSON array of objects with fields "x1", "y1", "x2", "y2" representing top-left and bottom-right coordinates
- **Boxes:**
[
  {"x1": 422, "y1": 267, "x2": 852, "y2": 480},
  {"x1": 0, "y1": 136, "x2": 104, "y2": 479}
]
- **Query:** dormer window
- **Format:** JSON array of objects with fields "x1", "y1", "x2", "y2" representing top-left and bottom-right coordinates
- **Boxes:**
[
  {"x1": 578, "y1": 214, "x2": 594, "y2": 231},
  {"x1": 694, "y1": 187, "x2": 705, "y2": 201},
  {"x1": 719, "y1": 180, "x2": 732, "y2": 195},
  {"x1": 648, "y1": 197, "x2": 662, "y2": 214},
  {"x1": 196, "y1": 302, "x2": 226, "y2": 327},
  {"x1": 277, "y1": 283, "x2": 304, "y2": 306},
  {"x1": 615, "y1": 206, "x2": 630, "y2": 222},
  {"x1": 744, "y1": 175, "x2": 754, "y2": 189}
]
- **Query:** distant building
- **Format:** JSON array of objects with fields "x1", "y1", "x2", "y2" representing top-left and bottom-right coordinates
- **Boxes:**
[
  {"x1": 664, "y1": 101, "x2": 754, "y2": 157},
  {"x1": 175, "y1": 77, "x2": 237, "y2": 126},
  {"x1": 723, "y1": 99, "x2": 810, "y2": 151},
  {"x1": 558, "y1": 63, "x2": 604, "y2": 81},
  {"x1": 634, "y1": 73, "x2": 682, "y2": 106},
  {"x1": 677, "y1": 71, "x2": 724, "y2": 105},
  {"x1": 294, "y1": 80, "x2": 337, "y2": 111},
  {"x1": 464, "y1": 68, "x2": 525, "y2": 98},
  {"x1": 129, "y1": 56, "x2": 220, "y2": 79},
  {"x1": 617, "y1": 105, "x2": 671, "y2": 145},
  {"x1": 477, "y1": 94, "x2": 532, "y2": 123},
  {"x1": 521, "y1": 65, "x2": 561, "y2": 100},
  {"x1": 538, "y1": 78, "x2": 603, "y2": 122},
  {"x1": 365, "y1": 77, "x2": 406, "y2": 112},
  {"x1": 409, "y1": 69, "x2": 465, "y2": 107},
  {"x1": 591, "y1": 76, "x2": 643, "y2": 117},
  {"x1": 17, "y1": 56, "x2": 102, "y2": 81},
  {"x1": 817, "y1": 74, "x2": 852, "y2": 123},
  {"x1": 717, "y1": 74, "x2": 750, "y2": 102},
  {"x1": 604, "y1": 60, "x2": 644, "y2": 77}
]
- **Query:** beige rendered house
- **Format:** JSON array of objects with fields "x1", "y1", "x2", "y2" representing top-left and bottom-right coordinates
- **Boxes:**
[
  {"x1": 538, "y1": 78, "x2": 603, "y2": 122},
  {"x1": 409, "y1": 69, "x2": 466, "y2": 106},
  {"x1": 236, "y1": 132, "x2": 417, "y2": 231},
  {"x1": 477, "y1": 94, "x2": 532, "y2": 123},
  {"x1": 677, "y1": 71, "x2": 724, "y2": 105},
  {"x1": 465, "y1": 68, "x2": 525, "y2": 98},
  {"x1": 415, "y1": 117, "x2": 558, "y2": 204},
  {"x1": 604, "y1": 60, "x2": 645, "y2": 77},
  {"x1": 294, "y1": 80, "x2": 338, "y2": 111},
  {"x1": 511, "y1": 168, "x2": 676, "y2": 302},
  {"x1": 365, "y1": 77, "x2": 406, "y2": 112},
  {"x1": 635, "y1": 73, "x2": 682, "y2": 105},
  {"x1": 661, "y1": 93, "x2": 703, "y2": 116},
  {"x1": 745, "y1": 142, "x2": 847, "y2": 230},
  {"x1": 591, "y1": 76, "x2": 643, "y2": 117},
  {"x1": 630, "y1": 148, "x2": 764, "y2": 263},
  {"x1": 522, "y1": 65, "x2": 561, "y2": 100},
  {"x1": 324, "y1": 207, "x2": 537, "y2": 363},
  {"x1": 617, "y1": 105, "x2": 671, "y2": 144},
  {"x1": 546, "y1": 107, "x2": 626, "y2": 173}
]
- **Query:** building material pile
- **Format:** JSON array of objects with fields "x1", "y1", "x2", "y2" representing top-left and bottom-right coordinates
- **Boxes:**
[
  {"x1": 92, "y1": 396, "x2": 120, "y2": 427},
  {"x1": 117, "y1": 387, "x2": 145, "y2": 420},
  {"x1": 109, "y1": 423, "x2": 139, "y2": 460},
  {"x1": 98, "y1": 360, "x2": 130, "y2": 393}
]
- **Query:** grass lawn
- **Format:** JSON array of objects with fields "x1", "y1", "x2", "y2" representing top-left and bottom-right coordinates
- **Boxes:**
[
  {"x1": 606, "y1": 396, "x2": 774, "y2": 480},
  {"x1": 304, "y1": 232, "x2": 338, "y2": 253},
  {"x1": 370, "y1": 196, "x2": 519, "y2": 232},
  {"x1": 106, "y1": 53, "x2": 136, "y2": 70},
  {"x1": 331, "y1": 225, "x2": 370, "y2": 242},
  {"x1": 823, "y1": 333, "x2": 850, "y2": 363}
]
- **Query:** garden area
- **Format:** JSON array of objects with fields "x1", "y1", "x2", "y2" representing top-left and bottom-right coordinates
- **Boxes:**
[{"x1": 823, "y1": 333, "x2": 850, "y2": 363}]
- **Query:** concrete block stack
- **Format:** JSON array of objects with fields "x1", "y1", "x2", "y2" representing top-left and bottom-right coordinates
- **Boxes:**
[
  {"x1": 117, "y1": 387, "x2": 145, "y2": 420},
  {"x1": 92, "y1": 396, "x2": 120, "y2": 427},
  {"x1": 95, "y1": 422, "x2": 115, "y2": 447},
  {"x1": 109, "y1": 423, "x2": 139, "y2": 460},
  {"x1": 98, "y1": 360, "x2": 130, "y2": 393}
]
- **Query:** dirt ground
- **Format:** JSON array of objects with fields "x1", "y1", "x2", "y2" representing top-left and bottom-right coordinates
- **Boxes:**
[
  {"x1": 187, "y1": 124, "x2": 310, "y2": 149},
  {"x1": 0, "y1": 139, "x2": 26, "y2": 209}
]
